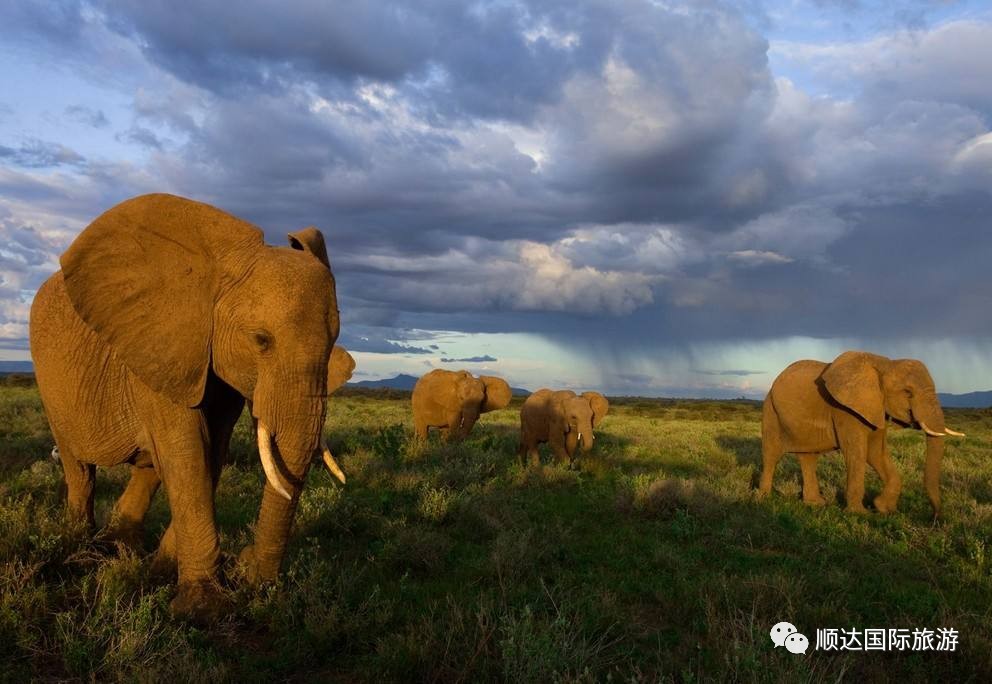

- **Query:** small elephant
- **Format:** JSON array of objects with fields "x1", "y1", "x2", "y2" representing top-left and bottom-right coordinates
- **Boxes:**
[
  {"x1": 29, "y1": 193, "x2": 347, "y2": 619},
  {"x1": 411, "y1": 369, "x2": 512, "y2": 441},
  {"x1": 759, "y1": 351, "x2": 964, "y2": 515},
  {"x1": 518, "y1": 389, "x2": 609, "y2": 466}
]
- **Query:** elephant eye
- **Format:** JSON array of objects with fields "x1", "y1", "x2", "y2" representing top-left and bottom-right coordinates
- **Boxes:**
[{"x1": 253, "y1": 331, "x2": 273, "y2": 353}]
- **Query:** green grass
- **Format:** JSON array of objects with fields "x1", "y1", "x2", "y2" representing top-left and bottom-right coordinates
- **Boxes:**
[{"x1": 2, "y1": 385, "x2": 991, "y2": 681}]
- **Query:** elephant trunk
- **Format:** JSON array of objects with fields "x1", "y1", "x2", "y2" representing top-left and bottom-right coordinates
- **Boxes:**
[
  {"x1": 923, "y1": 434, "x2": 943, "y2": 518},
  {"x1": 913, "y1": 393, "x2": 946, "y2": 517},
  {"x1": 247, "y1": 387, "x2": 327, "y2": 580}
]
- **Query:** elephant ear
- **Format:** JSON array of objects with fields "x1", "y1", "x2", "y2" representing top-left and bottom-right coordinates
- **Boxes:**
[
  {"x1": 288, "y1": 226, "x2": 331, "y2": 270},
  {"x1": 821, "y1": 351, "x2": 885, "y2": 429},
  {"x1": 327, "y1": 346, "x2": 356, "y2": 395},
  {"x1": 60, "y1": 193, "x2": 264, "y2": 407},
  {"x1": 582, "y1": 391, "x2": 609, "y2": 427},
  {"x1": 480, "y1": 376, "x2": 512, "y2": 412},
  {"x1": 288, "y1": 226, "x2": 340, "y2": 340}
]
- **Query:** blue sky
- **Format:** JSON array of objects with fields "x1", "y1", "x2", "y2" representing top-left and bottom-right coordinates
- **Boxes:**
[{"x1": 2, "y1": 1, "x2": 991, "y2": 398}]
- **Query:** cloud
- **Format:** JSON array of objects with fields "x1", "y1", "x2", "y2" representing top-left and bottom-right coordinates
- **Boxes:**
[
  {"x1": 0, "y1": 139, "x2": 85, "y2": 168},
  {"x1": 1, "y1": 3, "x2": 991, "y2": 393},
  {"x1": 336, "y1": 330, "x2": 433, "y2": 355},
  {"x1": 64, "y1": 105, "x2": 109, "y2": 128},
  {"x1": 440, "y1": 355, "x2": 497, "y2": 363},
  {"x1": 692, "y1": 368, "x2": 765, "y2": 377}
]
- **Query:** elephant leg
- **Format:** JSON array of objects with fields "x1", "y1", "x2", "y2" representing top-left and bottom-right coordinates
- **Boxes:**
[
  {"x1": 837, "y1": 433, "x2": 869, "y2": 514},
  {"x1": 56, "y1": 442, "x2": 96, "y2": 531},
  {"x1": 134, "y1": 389, "x2": 227, "y2": 619},
  {"x1": 414, "y1": 418, "x2": 428, "y2": 441},
  {"x1": 757, "y1": 431, "x2": 785, "y2": 499},
  {"x1": 444, "y1": 410, "x2": 463, "y2": 442},
  {"x1": 869, "y1": 440, "x2": 902, "y2": 513},
  {"x1": 549, "y1": 433, "x2": 569, "y2": 465},
  {"x1": 104, "y1": 463, "x2": 160, "y2": 549},
  {"x1": 798, "y1": 454, "x2": 826, "y2": 505},
  {"x1": 157, "y1": 393, "x2": 240, "y2": 569}
]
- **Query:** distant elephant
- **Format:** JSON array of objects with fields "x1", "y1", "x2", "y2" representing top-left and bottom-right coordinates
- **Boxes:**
[
  {"x1": 29, "y1": 193, "x2": 347, "y2": 619},
  {"x1": 518, "y1": 390, "x2": 609, "y2": 466},
  {"x1": 758, "y1": 351, "x2": 964, "y2": 516},
  {"x1": 411, "y1": 369, "x2": 512, "y2": 441}
]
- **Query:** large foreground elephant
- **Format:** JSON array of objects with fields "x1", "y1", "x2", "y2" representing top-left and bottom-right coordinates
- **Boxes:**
[
  {"x1": 758, "y1": 351, "x2": 964, "y2": 516},
  {"x1": 412, "y1": 369, "x2": 512, "y2": 441},
  {"x1": 518, "y1": 390, "x2": 609, "y2": 466},
  {"x1": 29, "y1": 193, "x2": 346, "y2": 619}
]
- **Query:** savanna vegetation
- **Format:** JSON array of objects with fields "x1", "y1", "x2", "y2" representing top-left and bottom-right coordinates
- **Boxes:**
[{"x1": 2, "y1": 381, "x2": 991, "y2": 681}]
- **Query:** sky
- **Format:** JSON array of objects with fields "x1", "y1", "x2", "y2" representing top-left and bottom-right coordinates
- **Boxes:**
[{"x1": 1, "y1": 0, "x2": 991, "y2": 398}]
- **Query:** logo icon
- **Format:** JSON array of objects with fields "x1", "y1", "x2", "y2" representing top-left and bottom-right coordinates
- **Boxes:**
[
  {"x1": 785, "y1": 632, "x2": 809, "y2": 654},
  {"x1": 770, "y1": 622, "x2": 808, "y2": 655}
]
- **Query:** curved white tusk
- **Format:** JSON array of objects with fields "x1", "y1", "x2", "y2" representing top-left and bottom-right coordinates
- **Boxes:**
[
  {"x1": 321, "y1": 440, "x2": 346, "y2": 485},
  {"x1": 944, "y1": 427, "x2": 966, "y2": 437},
  {"x1": 257, "y1": 422, "x2": 293, "y2": 500},
  {"x1": 918, "y1": 421, "x2": 946, "y2": 438}
]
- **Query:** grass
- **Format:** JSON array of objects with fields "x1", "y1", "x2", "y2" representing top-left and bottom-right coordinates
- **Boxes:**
[{"x1": 2, "y1": 384, "x2": 991, "y2": 681}]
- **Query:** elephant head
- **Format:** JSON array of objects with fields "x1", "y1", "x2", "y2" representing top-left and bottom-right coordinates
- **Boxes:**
[
  {"x1": 60, "y1": 193, "x2": 343, "y2": 577},
  {"x1": 448, "y1": 372, "x2": 510, "y2": 436},
  {"x1": 820, "y1": 351, "x2": 964, "y2": 515},
  {"x1": 480, "y1": 375, "x2": 512, "y2": 413},
  {"x1": 553, "y1": 390, "x2": 609, "y2": 453}
]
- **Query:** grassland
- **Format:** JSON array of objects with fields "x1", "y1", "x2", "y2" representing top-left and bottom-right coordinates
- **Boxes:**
[{"x1": 1, "y1": 381, "x2": 991, "y2": 681}]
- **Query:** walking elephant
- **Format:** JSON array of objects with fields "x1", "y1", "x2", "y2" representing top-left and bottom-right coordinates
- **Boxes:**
[
  {"x1": 411, "y1": 369, "x2": 512, "y2": 441},
  {"x1": 758, "y1": 351, "x2": 964, "y2": 516},
  {"x1": 29, "y1": 193, "x2": 346, "y2": 619},
  {"x1": 518, "y1": 389, "x2": 609, "y2": 466}
]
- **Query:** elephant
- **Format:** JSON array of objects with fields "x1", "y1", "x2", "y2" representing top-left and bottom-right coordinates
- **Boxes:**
[
  {"x1": 29, "y1": 193, "x2": 347, "y2": 619},
  {"x1": 517, "y1": 389, "x2": 609, "y2": 466},
  {"x1": 758, "y1": 351, "x2": 964, "y2": 516},
  {"x1": 411, "y1": 369, "x2": 512, "y2": 441}
]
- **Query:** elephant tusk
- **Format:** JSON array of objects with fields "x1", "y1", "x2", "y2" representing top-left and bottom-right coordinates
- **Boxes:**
[
  {"x1": 321, "y1": 440, "x2": 346, "y2": 485},
  {"x1": 944, "y1": 427, "x2": 966, "y2": 437},
  {"x1": 918, "y1": 421, "x2": 945, "y2": 438},
  {"x1": 257, "y1": 422, "x2": 293, "y2": 501},
  {"x1": 577, "y1": 432, "x2": 582, "y2": 443}
]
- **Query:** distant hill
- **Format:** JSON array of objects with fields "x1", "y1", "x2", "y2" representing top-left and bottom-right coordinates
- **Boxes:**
[
  {"x1": 347, "y1": 374, "x2": 531, "y2": 396},
  {"x1": 0, "y1": 361, "x2": 33, "y2": 375},
  {"x1": 939, "y1": 391, "x2": 992, "y2": 409}
]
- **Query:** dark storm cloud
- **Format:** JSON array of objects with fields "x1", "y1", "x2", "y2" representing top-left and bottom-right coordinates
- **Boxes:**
[
  {"x1": 441, "y1": 355, "x2": 498, "y2": 363},
  {"x1": 2, "y1": 1, "x2": 991, "y2": 367},
  {"x1": 336, "y1": 329, "x2": 432, "y2": 355}
]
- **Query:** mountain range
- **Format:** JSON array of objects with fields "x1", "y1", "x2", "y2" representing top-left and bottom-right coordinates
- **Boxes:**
[
  {"x1": 3, "y1": 362, "x2": 990, "y2": 406},
  {"x1": 346, "y1": 374, "x2": 531, "y2": 396}
]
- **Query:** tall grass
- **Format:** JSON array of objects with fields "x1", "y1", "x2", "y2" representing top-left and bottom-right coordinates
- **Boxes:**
[{"x1": 1, "y1": 387, "x2": 990, "y2": 680}]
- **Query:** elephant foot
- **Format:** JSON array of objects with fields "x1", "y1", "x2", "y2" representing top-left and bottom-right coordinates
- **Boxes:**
[
  {"x1": 170, "y1": 579, "x2": 233, "y2": 623},
  {"x1": 148, "y1": 527, "x2": 178, "y2": 579},
  {"x1": 237, "y1": 545, "x2": 279, "y2": 585},
  {"x1": 97, "y1": 523, "x2": 146, "y2": 552},
  {"x1": 873, "y1": 495, "x2": 898, "y2": 514},
  {"x1": 754, "y1": 486, "x2": 771, "y2": 501},
  {"x1": 802, "y1": 493, "x2": 827, "y2": 507},
  {"x1": 845, "y1": 503, "x2": 869, "y2": 515}
]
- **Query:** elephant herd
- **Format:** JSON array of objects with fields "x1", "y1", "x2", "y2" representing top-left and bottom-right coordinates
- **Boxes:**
[
  {"x1": 25, "y1": 194, "x2": 965, "y2": 621},
  {"x1": 410, "y1": 368, "x2": 610, "y2": 466}
]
